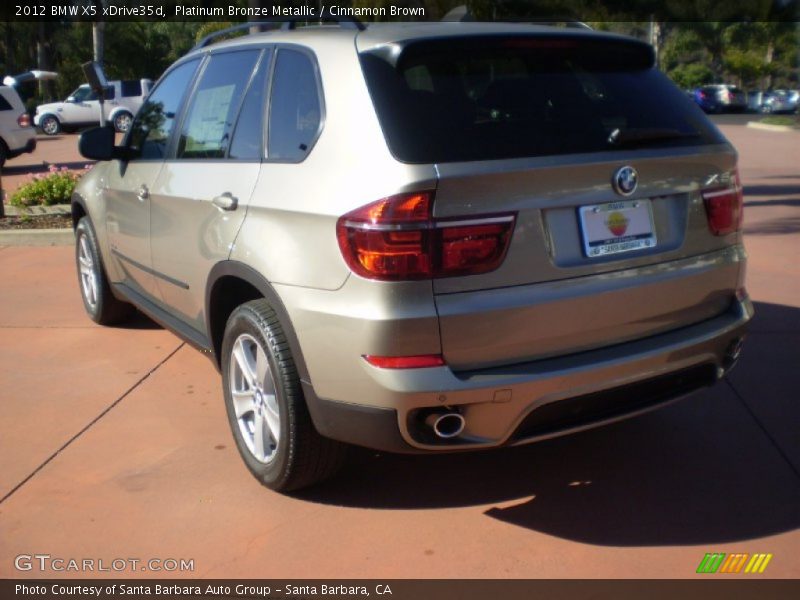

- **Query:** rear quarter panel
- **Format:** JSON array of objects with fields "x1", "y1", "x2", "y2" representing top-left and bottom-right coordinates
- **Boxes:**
[{"x1": 231, "y1": 35, "x2": 436, "y2": 290}]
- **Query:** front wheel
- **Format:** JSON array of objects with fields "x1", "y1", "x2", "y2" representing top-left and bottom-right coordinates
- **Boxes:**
[
  {"x1": 40, "y1": 115, "x2": 61, "y2": 136},
  {"x1": 113, "y1": 111, "x2": 133, "y2": 133},
  {"x1": 75, "y1": 217, "x2": 134, "y2": 325},
  {"x1": 221, "y1": 299, "x2": 346, "y2": 492}
]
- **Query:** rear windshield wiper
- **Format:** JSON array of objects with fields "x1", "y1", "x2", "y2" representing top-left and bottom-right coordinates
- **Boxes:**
[{"x1": 608, "y1": 127, "x2": 701, "y2": 147}]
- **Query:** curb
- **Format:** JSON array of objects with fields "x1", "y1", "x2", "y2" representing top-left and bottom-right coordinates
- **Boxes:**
[
  {"x1": 746, "y1": 122, "x2": 797, "y2": 133},
  {"x1": 1, "y1": 203, "x2": 71, "y2": 217},
  {"x1": 0, "y1": 228, "x2": 74, "y2": 246}
]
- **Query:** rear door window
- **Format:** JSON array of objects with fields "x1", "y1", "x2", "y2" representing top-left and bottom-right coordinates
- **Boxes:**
[
  {"x1": 229, "y1": 49, "x2": 271, "y2": 160},
  {"x1": 361, "y1": 35, "x2": 724, "y2": 163}
]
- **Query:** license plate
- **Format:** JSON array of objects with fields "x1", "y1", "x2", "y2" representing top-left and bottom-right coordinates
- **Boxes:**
[{"x1": 578, "y1": 199, "x2": 657, "y2": 258}]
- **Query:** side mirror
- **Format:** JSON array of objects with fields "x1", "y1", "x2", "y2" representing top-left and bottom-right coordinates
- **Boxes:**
[
  {"x1": 66, "y1": 96, "x2": 76, "y2": 103},
  {"x1": 79, "y1": 125, "x2": 128, "y2": 161}
]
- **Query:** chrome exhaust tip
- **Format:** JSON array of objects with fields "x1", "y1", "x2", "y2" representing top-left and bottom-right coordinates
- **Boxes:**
[{"x1": 425, "y1": 411, "x2": 466, "y2": 439}]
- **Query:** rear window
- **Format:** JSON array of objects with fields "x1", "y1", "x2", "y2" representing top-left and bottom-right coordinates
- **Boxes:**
[{"x1": 360, "y1": 35, "x2": 724, "y2": 163}]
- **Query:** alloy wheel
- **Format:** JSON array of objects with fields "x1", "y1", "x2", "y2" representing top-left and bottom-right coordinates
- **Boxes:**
[
  {"x1": 42, "y1": 116, "x2": 59, "y2": 135},
  {"x1": 115, "y1": 113, "x2": 132, "y2": 132},
  {"x1": 229, "y1": 333, "x2": 281, "y2": 464},
  {"x1": 77, "y1": 232, "x2": 99, "y2": 310}
]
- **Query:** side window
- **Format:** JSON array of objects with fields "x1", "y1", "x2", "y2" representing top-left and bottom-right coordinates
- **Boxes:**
[
  {"x1": 0, "y1": 95, "x2": 12, "y2": 111},
  {"x1": 228, "y1": 49, "x2": 271, "y2": 160},
  {"x1": 71, "y1": 87, "x2": 91, "y2": 102},
  {"x1": 120, "y1": 80, "x2": 142, "y2": 97},
  {"x1": 177, "y1": 50, "x2": 260, "y2": 160},
  {"x1": 268, "y1": 49, "x2": 322, "y2": 161},
  {"x1": 127, "y1": 58, "x2": 200, "y2": 160}
]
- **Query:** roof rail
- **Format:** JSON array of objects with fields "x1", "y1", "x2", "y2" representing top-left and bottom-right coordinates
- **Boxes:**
[{"x1": 194, "y1": 15, "x2": 365, "y2": 50}]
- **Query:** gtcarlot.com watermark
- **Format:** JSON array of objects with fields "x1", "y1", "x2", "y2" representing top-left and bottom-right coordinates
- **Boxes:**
[{"x1": 15, "y1": 554, "x2": 194, "y2": 573}]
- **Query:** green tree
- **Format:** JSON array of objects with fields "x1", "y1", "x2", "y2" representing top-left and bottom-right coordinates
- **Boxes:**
[{"x1": 668, "y1": 63, "x2": 714, "y2": 89}]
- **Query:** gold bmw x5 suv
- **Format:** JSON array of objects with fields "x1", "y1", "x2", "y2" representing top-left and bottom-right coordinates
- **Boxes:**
[{"x1": 73, "y1": 18, "x2": 752, "y2": 491}]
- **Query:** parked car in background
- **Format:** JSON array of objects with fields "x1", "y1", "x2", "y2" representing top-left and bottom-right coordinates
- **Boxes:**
[
  {"x1": 692, "y1": 84, "x2": 747, "y2": 113},
  {"x1": 759, "y1": 90, "x2": 798, "y2": 114},
  {"x1": 35, "y1": 79, "x2": 152, "y2": 135},
  {"x1": 0, "y1": 84, "x2": 36, "y2": 167},
  {"x1": 747, "y1": 90, "x2": 766, "y2": 112}
]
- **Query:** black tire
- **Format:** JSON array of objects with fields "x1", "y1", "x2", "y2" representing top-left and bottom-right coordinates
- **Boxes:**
[
  {"x1": 221, "y1": 299, "x2": 347, "y2": 492},
  {"x1": 75, "y1": 217, "x2": 134, "y2": 325},
  {"x1": 40, "y1": 115, "x2": 61, "y2": 136},
  {"x1": 0, "y1": 139, "x2": 7, "y2": 168},
  {"x1": 113, "y1": 111, "x2": 133, "y2": 133}
]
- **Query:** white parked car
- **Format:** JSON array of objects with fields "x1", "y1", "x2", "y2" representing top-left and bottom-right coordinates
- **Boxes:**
[
  {"x1": 0, "y1": 85, "x2": 36, "y2": 167},
  {"x1": 34, "y1": 79, "x2": 152, "y2": 135}
]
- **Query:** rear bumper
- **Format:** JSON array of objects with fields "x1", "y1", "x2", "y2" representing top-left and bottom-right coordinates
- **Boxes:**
[
  {"x1": 435, "y1": 245, "x2": 745, "y2": 371},
  {"x1": 304, "y1": 294, "x2": 752, "y2": 453}
]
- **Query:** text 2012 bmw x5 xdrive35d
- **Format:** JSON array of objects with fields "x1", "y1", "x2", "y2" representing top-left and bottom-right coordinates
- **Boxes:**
[{"x1": 73, "y1": 19, "x2": 751, "y2": 491}]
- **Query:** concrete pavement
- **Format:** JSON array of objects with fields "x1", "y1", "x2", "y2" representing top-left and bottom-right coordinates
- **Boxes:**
[{"x1": 0, "y1": 124, "x2": 798, "y2": 579}]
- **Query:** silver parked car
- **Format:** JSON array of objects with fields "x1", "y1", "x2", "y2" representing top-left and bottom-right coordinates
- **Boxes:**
[
  {"x1": 0, "y1": 84, "x2": 36, "y2": 167},
  {"x1": 73, "y1": 19, "x2": 751, "y2": 491},
  {"x1": 760, "y1": 90, "x2": 798, "y2": 114}
]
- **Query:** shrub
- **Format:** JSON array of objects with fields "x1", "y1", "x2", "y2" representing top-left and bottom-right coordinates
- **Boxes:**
[{"x1": 9, "y1": 165, "x2": 90, "y2": 207}]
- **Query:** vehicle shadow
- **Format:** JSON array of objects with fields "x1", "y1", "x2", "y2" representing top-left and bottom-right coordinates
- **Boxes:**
[
  {"x1": 116, "y1": 310, "x2": 162, "y2": 331},
  {"x1": 744, "y1": 216, "x2": 800, "y2": 235},
  {"x1": 298, "y1": 301, "x2": 800, "y2": 546},
  {"x1": 744, "y1": 199, "x2": 800, "y2": 208},
  {"x1": 744, "y1": 184, "x2": 800, "y2": 197}
]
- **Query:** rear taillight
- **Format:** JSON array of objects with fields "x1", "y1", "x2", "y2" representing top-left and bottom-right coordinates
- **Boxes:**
[
  {"x1": 17, "y1": 113, "x2": 31, "y2": 128},
  {"x1": 336, "y1": 191, "x2": 515, "y2": 281},
  {"x1": 702, "y1": 170, "x2": 743, "y2": 236}
]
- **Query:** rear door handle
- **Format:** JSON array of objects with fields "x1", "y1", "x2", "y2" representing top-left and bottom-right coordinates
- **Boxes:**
[
  {"x1": 137, "y1": 185, "x2": 149, "y2": 201},
  {"x1": 212, "y1": 192, "x2": 238, "y2": 211}
]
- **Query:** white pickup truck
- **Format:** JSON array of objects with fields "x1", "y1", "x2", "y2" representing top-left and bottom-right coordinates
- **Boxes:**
[{"x1": 34, "y1": 79, "x2": 152, "y2": 135}]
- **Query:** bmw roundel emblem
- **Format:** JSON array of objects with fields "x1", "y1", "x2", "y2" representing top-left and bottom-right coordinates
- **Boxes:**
[{"x1": 612, "y1": 166, "x2": 638, "y2": 196}]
